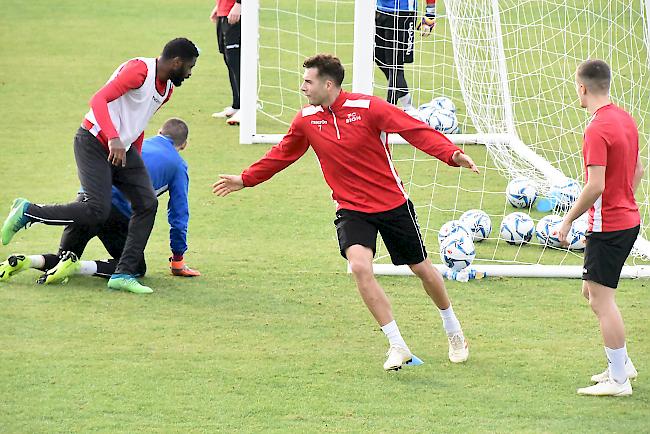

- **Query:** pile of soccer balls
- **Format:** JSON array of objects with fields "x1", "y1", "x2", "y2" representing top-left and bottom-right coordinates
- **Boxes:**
[
  {"x1": 407, "y1": 96, "x2": 459, "y2": 134},
  {"x1": 438, "y1": 177, "x2": 587, "y2": 271}
]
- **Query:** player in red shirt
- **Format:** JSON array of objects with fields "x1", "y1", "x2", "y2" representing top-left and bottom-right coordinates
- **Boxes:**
[
  {"x1": 213, "y1": 54, "x2": 479, "y2": 370},
  {"x1": 558, "y1": 59, "x2": 643, "y2": 396}
]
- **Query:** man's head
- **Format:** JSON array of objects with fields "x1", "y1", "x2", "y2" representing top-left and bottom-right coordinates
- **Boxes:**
[
  {"x1": 300, "y1": 54, "x2": 345, "y2": 106},
  {"x1": 576, "y1": 59, "x2": 611, "y2": 108},
  {"x1": 160, "y1": 118, "x2": 189, "y2": 150},
  {"x1": 161, "y1": 38, "x2": 200, "y2": 86}
]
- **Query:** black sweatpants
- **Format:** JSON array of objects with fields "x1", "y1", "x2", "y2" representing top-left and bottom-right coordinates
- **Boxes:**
[
  {"x1": 26, "y1": 127, "x2": 157, "y2": 276},
  {"x1": 217, "y1": 17, "x2": 241, "y2": 110},
  {"x1": 40, "y1": 193, "x2": 146, "y2": 278}
]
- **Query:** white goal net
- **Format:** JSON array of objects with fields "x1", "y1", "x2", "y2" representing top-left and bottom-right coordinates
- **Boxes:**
[{"x1": 240, "y1": 0, "x2": 650, "y2": 277}]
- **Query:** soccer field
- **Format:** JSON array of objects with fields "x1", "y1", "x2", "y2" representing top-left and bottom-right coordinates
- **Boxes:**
[{"x1": 1, "y1": 1, "x2": 649, "y2": 432}]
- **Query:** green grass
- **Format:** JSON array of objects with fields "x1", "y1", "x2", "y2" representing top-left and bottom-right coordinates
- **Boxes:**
[{"x1": 1, "y1": 1, "x2": 649, "y2": 432}]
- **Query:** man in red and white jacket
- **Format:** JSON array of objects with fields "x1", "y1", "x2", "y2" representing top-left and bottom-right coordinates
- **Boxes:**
[
  {"x1": 559, "y1": 59, "x2": 643, "y2": 397},
  {"x1": 1, "y1": 38, "x2": 199, "y2": 294},
  {"x1": 214, "y1": 53, "x2": 479, "y2": 370}
]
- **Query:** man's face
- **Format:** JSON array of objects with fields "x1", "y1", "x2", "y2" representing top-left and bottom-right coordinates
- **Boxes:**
[
  {"x1": 170, "y1": 57, "x2": 197, "y2": 86},
  {"x1": 300, "y1": 67, "x2": 329, "y2": 105}
]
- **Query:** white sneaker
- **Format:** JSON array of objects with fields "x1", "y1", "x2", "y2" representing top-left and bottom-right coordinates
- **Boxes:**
[
  {"x1": 383, "y1": 344, "x2": 412, "y2": 371},
  {"x1": 212, "y1": 106, "x2": 237, "y2": 118},
  {"x1": 226, "y1": 110, "x2": 241, "y2": 125},
  {"x1": 448, "y1": 331, "x2": 469, "y2": 363},
  {"x1": 591, "y1": 359, "x2": 638, "y2": 383},
  {"x1": 577, "y1": 377, "x2": 632, "y2": 396}
]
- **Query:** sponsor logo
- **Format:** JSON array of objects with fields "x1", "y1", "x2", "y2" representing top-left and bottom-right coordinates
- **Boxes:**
[
  {"x1": 152, "y1": 95, "x2": 162, "y2": 104},
  {"x1": 311, "y1": 119, "x2": 327, "y2": 131},
  {"x1": 346, "y1": 112, "x2": 362, "y2": 124}
]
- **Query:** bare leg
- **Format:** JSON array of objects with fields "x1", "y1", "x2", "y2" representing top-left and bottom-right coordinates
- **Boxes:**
[
  {"x1": 346, "y1": 244, "x2": 393, "y2": 326},
  {"x1": 409, "y1": 258, "x2": 450, "y2": 310}
]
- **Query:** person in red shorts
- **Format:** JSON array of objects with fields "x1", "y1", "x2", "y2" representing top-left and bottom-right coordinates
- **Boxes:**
[
  {"x1": 559, "y1": 59, "x2": 644, "y2": 396},
  {"x1": 213, "y1": 54, "x2": 480, "y2": 371}
]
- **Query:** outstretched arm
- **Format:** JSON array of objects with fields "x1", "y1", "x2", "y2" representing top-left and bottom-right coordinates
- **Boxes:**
[{"x1": 212, "y1": 112, "x2": 309, "y2": 195}]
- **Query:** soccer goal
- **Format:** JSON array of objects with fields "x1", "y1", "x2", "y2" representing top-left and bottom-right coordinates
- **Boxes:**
[{"x1": 240, "y1": 0, "x2": 650, "y2": 278}]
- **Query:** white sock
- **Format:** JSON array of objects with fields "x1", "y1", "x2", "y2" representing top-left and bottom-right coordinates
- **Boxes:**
[
  {"x1": 605, "y1": 345, "x2": 628, "y2": 384},
  {"x1": 439, "y1": 305, "x2": 462, "y2": 335},
  {"x1": 381, "y1": 320, "x2": 408, "y2": 349},
  {"x1": 398, "y1": 93, "x2": 413, "y2": 110},
  {"x1": 79, "y1": 261, "x2": 97, "y2": 276},
  {"x1": 28, "y1": 255, "x2": 45, "y2": 269}
]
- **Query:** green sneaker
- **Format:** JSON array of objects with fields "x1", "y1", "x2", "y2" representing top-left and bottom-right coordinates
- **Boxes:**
[
  {"x1": 0, "y1": 254, "x2": 31, "y2": 282},
  {"x1": 1, "y1": 198, "x2": 32, "y2": 245},
  {"x1": 37, "y1": 251, "x2": 80, "y2": 285},
  {"x1": 107, "y1": 274, "x2": 153, "y2": 294}
]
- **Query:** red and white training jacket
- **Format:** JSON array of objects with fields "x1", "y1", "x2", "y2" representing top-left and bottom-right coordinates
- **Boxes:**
[
  {"x1": 84, "y1": 57, "x2": 173, "y2": 153},
  {"x1": 241, "y1": 90, "x2": 463, "y2": 213}
]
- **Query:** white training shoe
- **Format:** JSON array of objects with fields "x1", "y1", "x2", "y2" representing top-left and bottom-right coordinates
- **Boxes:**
[
  {"x1": 577, "y1": 377, "x2": 632, "y2": 396},
  {"x1": 591, "y1": 359, "x2": 638, "y2": 383},
  {"x1": 226, "y1": 110, "x2": 241, "y2": 126},
  {"x1": 383, "y1": 345, "x2": 412, "y2": 371},
  {"x1": 448, "y1": 331, "x2": 469, "y2": 363},
  {"x1": 212, "y1": 106, "x2": 237, "y2": 118}
]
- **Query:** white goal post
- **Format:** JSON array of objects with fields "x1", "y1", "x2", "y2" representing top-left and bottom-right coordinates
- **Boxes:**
[{"x1": 239, "y1": 0, "x2": 650, "y2": 278}]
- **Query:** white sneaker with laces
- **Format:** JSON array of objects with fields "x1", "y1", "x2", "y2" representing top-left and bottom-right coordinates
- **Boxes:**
[
  {"x1": 448, "y1": 331, "x2": 469, "y2": 363},
  {"x1": 383, "y1": 345, "x2": 412, "y2": 371},
  {"x1": 212, "y1": 106, "x2": 237, "y2": 118},
  {"x1": 591, "y1": 359, "x2": 638, "y2": 383},
  {"x1": 226, "y1": 110, "x2": 241, "y2": 125},
  {"x1": 577, "y1": 377, "x2": 632, "y2": 396}
]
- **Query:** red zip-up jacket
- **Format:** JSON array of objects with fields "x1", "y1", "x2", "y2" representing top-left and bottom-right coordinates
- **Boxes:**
[{"x1": 241, "y1": 90, "x2": 463, "y2": 213}]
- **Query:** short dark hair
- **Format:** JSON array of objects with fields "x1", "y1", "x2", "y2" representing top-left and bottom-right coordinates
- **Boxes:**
[
  {"x1": 303, "y1": 54, "x2": 345, "y2": 87},
  {"x1": 162, "y1": 38, "x2": 199, "y2": 61},
  {"x1": 160, "y1": 118, "x2": 189, "y2": 147},
  {"x1": 577, "y1": 59, "x2": 611, "y2": 94}
]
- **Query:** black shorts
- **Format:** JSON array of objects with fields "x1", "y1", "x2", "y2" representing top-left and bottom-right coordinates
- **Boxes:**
[
  {"x1": 334, "y1": 200, "x2": 427, "y2": 266},
  {"x1": 582, "y1": 225, "x2": 639, "y2": 289},
  {"x1": 217, "y1": 16, "x2": 241, "y2": 54},
  {"x1": 374, "y1": 10, "x2": 416, "y2": 67}
]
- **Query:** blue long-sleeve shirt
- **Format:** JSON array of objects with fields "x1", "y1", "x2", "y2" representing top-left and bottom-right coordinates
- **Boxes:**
[{"x1": 112, "y1": 134, "x2": 190, "y2": 256}]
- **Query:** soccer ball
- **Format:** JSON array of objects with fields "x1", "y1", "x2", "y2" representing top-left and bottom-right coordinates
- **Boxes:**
[
  {"x1": 567, "y1": 217, "x2": 588, "y2": 250},
  {"x1": 535, "y1": 214, "x2": 563, "y2": 248},
  {"x1": 438, "y1": 219, "x2": 472, "y2": 245},
  {"x1": 550, "y1": 178, "x2": 582, "y2": 211},
  {"x1": 459, "y1": 209, "x2": 492, "y2": 242},
  {"x1": 500, "y1": 212, "x2": 534, "y2": 245},
  {"x1": 439, "y1": 233, "x2": 475, "y2": 271},
  {"x1": 425, "y1": 109, "x2": 459, "y2": 134},
  {"x1": 506, "y1": 177, "x2": 537, "y2": 208},
  {"x1": 430, "y1": 96, "x2": 457, "y2": 113}
]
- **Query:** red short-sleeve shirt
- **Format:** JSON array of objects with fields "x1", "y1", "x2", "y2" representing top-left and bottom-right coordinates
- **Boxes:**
[{"x1": 583, "y1": 104, "x2": 640, "y2": 232}]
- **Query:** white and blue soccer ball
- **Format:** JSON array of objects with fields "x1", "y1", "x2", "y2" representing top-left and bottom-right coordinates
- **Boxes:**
[
  {"x1": 506, "y1": 177, "x2": 537, "y2": 208},
  {"x1": 500, "y1": 212, "x2": 534, "y2": 245},
  {"x1": 550, "y1": 178, "x2": 582, "y2": 211},
  {"x1": 425, "y1": 109, "x2": 459, "y2": 134},
  {"x1": 535, "y1": 214, "x2": 563, "y2": 248},
  {"x1": 430, "y1": 96, "x2": 457, "y2": 113},
  {"x1": 438, "y1": 219, "x2": 472, "y2": 245},
  {"x1": 459, "y1": 209, "x2": 492, "y2": 242},
  {"x1": 439, "y1": 232, "x2": 475, "y2": 271},
  {"x1": 567, "y1": 217, "x2": 588, "y2": 251}
]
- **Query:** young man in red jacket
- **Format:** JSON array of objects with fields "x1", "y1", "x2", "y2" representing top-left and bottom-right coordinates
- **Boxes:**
[
  {"x1": 558, "y1": 59, "x2": 643, "y2": 396},
  {"x1": 214, "y1": 54, "x2": 479, "y2": 371}
]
